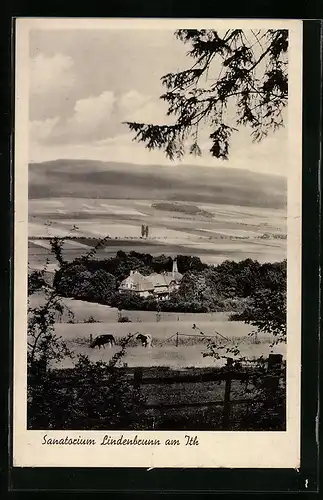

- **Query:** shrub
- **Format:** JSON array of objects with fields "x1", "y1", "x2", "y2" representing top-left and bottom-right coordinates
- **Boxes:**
[
  {"x1": 118, "y1": 315, "x2": 132, "y2": 323},
  {"x1": 84, "y1": 315, "x2": 99, "y2": 323}
]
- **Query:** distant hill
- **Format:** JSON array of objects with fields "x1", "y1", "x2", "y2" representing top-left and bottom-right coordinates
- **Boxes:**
[{"x1": 29, "y1": 159, "x2": 287, "y2": 209}]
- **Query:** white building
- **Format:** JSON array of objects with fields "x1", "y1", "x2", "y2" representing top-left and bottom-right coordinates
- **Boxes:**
[{"x1": 119, "y1": 257, "x2": 183, "y2": 300}]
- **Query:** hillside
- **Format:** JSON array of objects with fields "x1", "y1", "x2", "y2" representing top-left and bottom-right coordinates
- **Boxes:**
[{"x1": 29, "y1": 159, "x2": 287, "y2": 209}]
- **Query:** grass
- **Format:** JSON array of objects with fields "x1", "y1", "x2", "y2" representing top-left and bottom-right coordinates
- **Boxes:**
[
  {"x1": 51, "y1": 320, "x2": 286, "y2": 371},
  {"x1": 29, "y1": 292, "x2": 230, "y2": 324},
  {"x1": 29, "y1": 291, "x2": 286, "y2": 370},
  {"x1": 54, "y1": 319, "x2": 254, "y2": 340}
]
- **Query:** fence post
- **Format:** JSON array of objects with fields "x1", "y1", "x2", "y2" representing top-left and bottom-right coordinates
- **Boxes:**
[
  {"x1": 132, "y1": 367, "x2": 143, "y2": 409},
  {"x1": 268, "y1": 353, "x2": 283, "y2": 371},
  {"x1": 222, "y1": 357, "x2": 233, "y2": 430},
  {"x1": 265, "y1": 354, "x2": 283, "y2": 391},
  {"x1": 253, "y1": 331, "x2": 259, "y2": 344},
  {"x1": 89, "y1": 334, "x2": 93, "y2": 345},
  {"x1": 176, "y1": 332, "x2": 179, "y2": 347}
]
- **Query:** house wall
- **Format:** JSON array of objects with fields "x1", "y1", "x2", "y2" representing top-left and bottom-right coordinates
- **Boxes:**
[
  {"x1": 138, "y1": 290, "x2": 151, "y2": 298},
  {"x1": 119, "y1": 278, "x2": 135, "y2": 291},
  {"x1": 119, "y1": 270, "x2": 183, "y2": 298}
]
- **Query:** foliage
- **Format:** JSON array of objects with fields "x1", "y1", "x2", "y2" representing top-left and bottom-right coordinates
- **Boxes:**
[
  {"x1": 118, "y1": 315, "x2": 132, "y2": 323},
  {"x1": 28, "y1": 336, "x2": 148, "y2": 430},
  {"x1": 126, "y1": 29, "x2": 288, "y2": 162},
  {"x1": 230, "y1": 288, "x2": 286, "y2": 344},
  {"x1": 28, "y1": 268, "x2": 48, "y2": 295},
  {"x1": 84, "y1": 315, "x2": 100, "y2": 323},
  {"x1": 110, "y1": 290, "x2": 210, "y2": 313},
  {"x1": 52, "y1": 250, "x2": 286, "y2": 315},
  {"x1": 28, "y1": 267, "x2": 75, "y2": 374},
  {"x1": 28, "y1": 241, "x2": 148, "y2": 430},
  {"x1": 55, "y1": 264, "x2": 117, "y2": 304}
]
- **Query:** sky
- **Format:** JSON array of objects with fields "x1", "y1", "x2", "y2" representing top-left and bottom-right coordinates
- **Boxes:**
[{"x1": 29, "y1": 28, "x2": 288, "y2": 176}]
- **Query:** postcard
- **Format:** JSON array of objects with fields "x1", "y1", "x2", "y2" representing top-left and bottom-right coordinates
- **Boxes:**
[{"x1": 13, "y1": 17, "x2": 302, "y2": 468}]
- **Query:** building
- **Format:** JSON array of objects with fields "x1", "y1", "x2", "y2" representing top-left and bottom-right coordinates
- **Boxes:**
[{"x1": 118, "y1": 257, "x2": 183, "y2": 300}]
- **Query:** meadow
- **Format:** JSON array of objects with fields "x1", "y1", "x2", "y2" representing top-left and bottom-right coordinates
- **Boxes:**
[
  {"x1": 29, "y1": 292, "x2": 229, "y2": 323},
  {"x1": 28, "y1": 294, "x2": 286, "y2": 370}
]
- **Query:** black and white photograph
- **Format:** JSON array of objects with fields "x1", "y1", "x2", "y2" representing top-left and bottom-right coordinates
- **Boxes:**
[{"x1": 14, "y1": 18, "x2": 302, "y2": 468}]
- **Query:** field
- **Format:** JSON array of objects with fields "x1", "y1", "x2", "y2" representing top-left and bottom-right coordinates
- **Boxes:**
[
  {"x1": 29, "y1": 197, "x2": 287, "y2": 270},
  {"x1": 28, "y1": 294, "x2": 286, "y2": 370},
  {"x1": 52, "y1": 323, "x2": 286, "y2": 370},
  {"x1": 29, "y1": 292, "x2": 230, "y2": 323}
]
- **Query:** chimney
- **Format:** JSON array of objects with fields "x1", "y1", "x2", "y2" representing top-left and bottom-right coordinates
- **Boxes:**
[{"x1": 172, "y1": 257, "x2": 178, "y2": 278}]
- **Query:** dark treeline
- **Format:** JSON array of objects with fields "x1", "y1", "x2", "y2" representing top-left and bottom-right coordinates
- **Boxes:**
[{"x1": 49, "y1": 251, "x2": 286, "y2": 314}]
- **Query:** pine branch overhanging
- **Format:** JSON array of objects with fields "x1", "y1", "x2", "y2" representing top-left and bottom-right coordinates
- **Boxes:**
[{"x1": 125, "y1": 29, "x2": 288, "y2": 161}]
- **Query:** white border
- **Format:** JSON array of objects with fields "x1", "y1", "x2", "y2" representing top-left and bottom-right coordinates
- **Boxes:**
[{"x1": 13, "y1": 18, "x2": 302, "y2": 468}]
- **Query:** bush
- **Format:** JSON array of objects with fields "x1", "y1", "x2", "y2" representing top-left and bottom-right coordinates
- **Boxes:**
[
  {"x1": 84, "y1": 315, "x2": 99, "y2": 323},
  {"x1": 28, "y1": 356, "x2": 147, "y2": 430},
  {"x1": 118, "y1": 315, "x2": 131, "y2": 323}
]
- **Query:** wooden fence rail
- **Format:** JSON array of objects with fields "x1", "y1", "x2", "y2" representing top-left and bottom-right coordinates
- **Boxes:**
[
  {"x1": 131, "y1": 354, "x2": 284, "y2": 429},
  {"x1": 50, "y1": 363, "x2": 285, "y2": 387},
  {"x1": 38, "y1": 354, "x2": 284, "y2": 430}
]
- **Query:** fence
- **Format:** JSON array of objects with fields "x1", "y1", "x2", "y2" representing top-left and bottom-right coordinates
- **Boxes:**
[
  {"x1": 167, "y1": 329, "x2": 229, "y2": 347},
  {"x1": 130, "y1": 354, "x2": 285, "y2": 429},
  {"x1": 36, "y1": 353, "x2": 285, "y2": 430},
  {"x1": 157, "y1": 327, "x2": 260, "y2": 347}
]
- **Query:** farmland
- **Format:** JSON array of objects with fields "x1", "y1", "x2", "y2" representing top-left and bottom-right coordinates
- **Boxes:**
[
  {"x1": 29, "y1": 196, "x2": 287, "y2": 270},
  {"x1": 28, "y1": 161, "x2": 287, "y2": 269}
]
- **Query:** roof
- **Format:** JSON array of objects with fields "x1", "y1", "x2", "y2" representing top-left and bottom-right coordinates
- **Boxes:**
[
  {"x1": 120, "y1": 271, "x2": 154, "y2": 292},
  {"x1": 120, "y1": 269, "x2": 183, "y2": 293},
  {"x1": 148, "y1": 273, "x2": 171, "y2": 287}
]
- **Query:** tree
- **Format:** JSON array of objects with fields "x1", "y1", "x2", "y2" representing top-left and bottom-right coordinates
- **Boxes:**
[
  {"x1": 233, "y1": 287, "x2": 286, "y2": 343},
  {"x1": 81, "y1": 269, "x2": 117, "y2": 304},
  {"x1": 54, "y1": 263, "x2": 92, "y2": 298},
  {"x1": 126, "y1": 29, "x2": 288, "y2": 162},
  {"x1": 28, "y1": 268, "x2": 47, "y2": 295}
]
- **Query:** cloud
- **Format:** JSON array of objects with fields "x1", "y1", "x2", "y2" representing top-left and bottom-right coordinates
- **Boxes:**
[
  {"x1": 64, "y1": 91, "x2": 116, "y2": 138},
  {"x1": 118, "y1": 90, "x2": 151, "y2": 116},
  {"x1": 32, "y1": 91, "x2": 117, "y2": 144},
  {"x1": 127, "y1": 100, "x2": 172, "y2": 125},
  {"x1": 120, "y1": 90, "x2": 173, "y2": 125},
  {"x1": 30, "y1": 117, "x2": 288, "y2": 177},
  {"x1": 32, "y1": 88, "x2": 171, "y2": 146},
  {"x1": 30, "y1": 117, "x2": 60, "y2": 142},
  {"x1": 30, "y1": 53, "x2": 75, "y2": 95}
]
